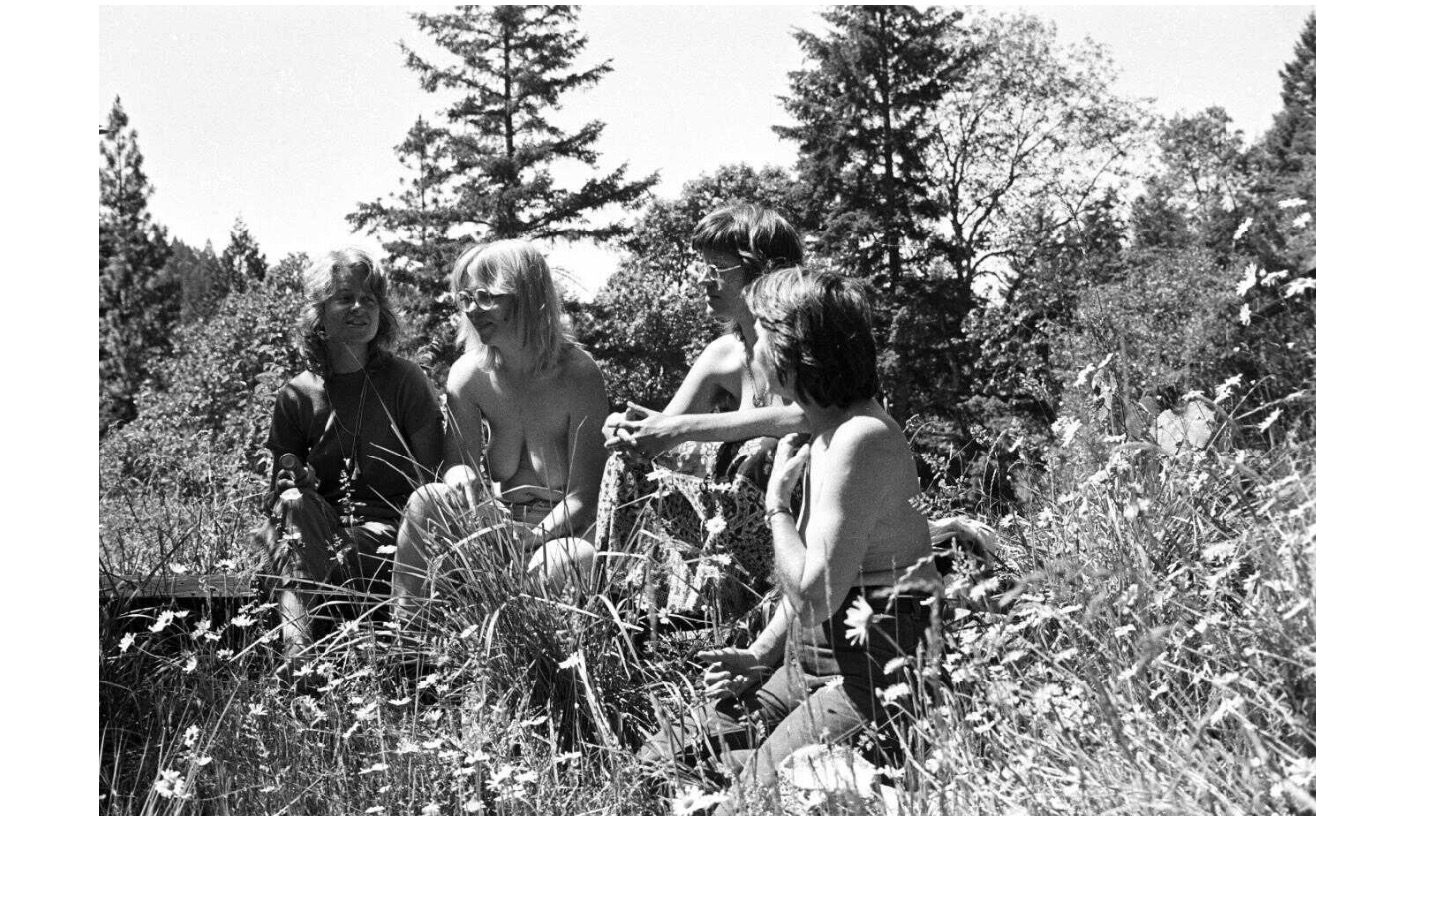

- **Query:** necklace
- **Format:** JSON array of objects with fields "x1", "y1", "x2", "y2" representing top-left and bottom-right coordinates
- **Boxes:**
[{"x1": 323, "y1": 373, "x2": 371, "y2": 516}]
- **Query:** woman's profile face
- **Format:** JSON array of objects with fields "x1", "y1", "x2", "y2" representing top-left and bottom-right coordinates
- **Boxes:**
[
  {"x1": 696, "y1": 249, "x2": 747, "y2": 321},
  {"x1": 321, "y1": 271, "x2": 381, "y2": 348}
]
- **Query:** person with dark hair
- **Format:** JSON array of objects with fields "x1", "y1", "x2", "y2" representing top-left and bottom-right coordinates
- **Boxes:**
[
  {"x1": 389, "y1": 239, "x2": 609, "y2": 601},
  {"x1": 596, "y1": 204, "x2": 809, "y2": 615},
  {"x1": 640, "y1": 267, "x2": 941, "y2": 814},
  {"x1": 257, "y1": 247, "x2": 443, "y2": 667},
  {"x1": 603, "y1": 203, "x2": 807, "y2": 457}
]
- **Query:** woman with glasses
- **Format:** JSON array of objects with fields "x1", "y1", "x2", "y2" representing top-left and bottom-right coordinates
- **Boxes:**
[
  {"x1": 643, "y1": 268, "x2": 941, "y2": 814},
  {"x1": 390, "y1": 239, "x2": 609, "y2": 604},
  {"x1": 602, "y1": 203, "x2": 806, "y2": 460},
  {"x1": 257, "y1": 247, "x2": 443, "y2": 669},
  {"x1": 595, "y1": 204, "x2": 809, "y2": 615}
]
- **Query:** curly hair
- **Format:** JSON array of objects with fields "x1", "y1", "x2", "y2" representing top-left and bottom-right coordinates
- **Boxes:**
[
  {"x1": 450, "y1": 239, "x2": 577, "y2": 374},
  {"x1": 745, "y1": 267, "x2": 879, "y2": 409},
  {"x1": 297, "y1": 247, "x2": 400, "y2": 376}
]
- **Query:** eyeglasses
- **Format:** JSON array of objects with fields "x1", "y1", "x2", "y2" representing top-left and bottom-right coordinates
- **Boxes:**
[
  {"x1": 687, "y1": 260, "x2": 745, "y2": 283},
  {"x1": 451, "y1": 289, "x2": 516, "y2": 312}
]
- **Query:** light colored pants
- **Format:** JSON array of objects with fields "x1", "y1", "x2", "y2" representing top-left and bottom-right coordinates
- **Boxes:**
[{"x1": 390, "y1": 481, "x2": 595, "y2": 605}]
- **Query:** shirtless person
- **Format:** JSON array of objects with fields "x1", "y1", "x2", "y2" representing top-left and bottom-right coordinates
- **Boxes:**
[{"x1": 390, "y1": 240, "x2": 609, "y2": 600}]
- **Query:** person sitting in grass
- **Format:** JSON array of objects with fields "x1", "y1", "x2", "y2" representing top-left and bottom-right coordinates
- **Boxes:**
[
  {"x1": 595, "y1": 203, "x2": 807, "y2": 613},
  {"x1": 640, "y1": 267, "x2": 942, "y2": 815},
  {"x1": 258, "y1": 247, "x2": 443, "y2": 669},
  {"x1": 389, "y1": 239, "x2": 609, "y2": 609}
]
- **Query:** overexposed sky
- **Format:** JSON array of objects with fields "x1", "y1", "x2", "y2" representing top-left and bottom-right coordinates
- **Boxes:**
[{"x1": 98, "y1": 3, "x2": 1315, "y2": 297}]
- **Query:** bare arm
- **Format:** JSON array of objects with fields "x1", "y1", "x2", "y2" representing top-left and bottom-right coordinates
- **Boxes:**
[
  {"x1": 604, "y1": 335, "x2": 761, "y2": 456},
  {"x1": 441, "y1": 356, "x2": 489, "y2": 482},
  {"x1": 608, "y1": 401, "x2": 808, "y2": 457},
  {"x1": 761, "y1": 425, "x2": 889, "y2": 636}
]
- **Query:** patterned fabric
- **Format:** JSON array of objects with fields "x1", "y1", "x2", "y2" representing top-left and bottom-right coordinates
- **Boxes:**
[{"x1": 595, "y1": 438, "x2": 778, "y2": 620}]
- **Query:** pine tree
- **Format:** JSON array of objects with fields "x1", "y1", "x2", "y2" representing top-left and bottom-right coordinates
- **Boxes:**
[
  {"x1": 219, "y1": 216, "x2": 268, "y2": 296},
  {"x1": 349, "y1": 116, "x2": 457, "y2": 298},
  {"x1": 776, "y1": 5, "x2": 968, "y2": 420},
  {"x1": 355, "y1": 5, "x2": 657, "y2": 257},
  {"x1": 162, "y1": 238, "x2": 227, "y2": 325},
  {"x1": 1248, "y1": 13, "x2": 1315, "y2": 272},
  {"x1": 777, "y1": 5, "x2": 966, "y2": 294},
  {"x1": 99, "y1": 96, "x2": 180, "y2": 432}
]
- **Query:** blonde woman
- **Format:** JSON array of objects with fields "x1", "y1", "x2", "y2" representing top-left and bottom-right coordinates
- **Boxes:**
[{"x1": 391, "y1": 240, "x2": 609, "y2": 600}]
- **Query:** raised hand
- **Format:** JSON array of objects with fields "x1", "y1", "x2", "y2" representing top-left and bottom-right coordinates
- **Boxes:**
[{"x1": 766, "y1": 432, "x2": 810, "y2": 513}]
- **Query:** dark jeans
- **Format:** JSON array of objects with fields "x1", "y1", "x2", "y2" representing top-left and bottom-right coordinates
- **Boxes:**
[
  {"x1": 640, "y1": 585, "x2": 931, "y2": 812},
  {"x1": 255, "y1": 487, "x2": 398, "y2": 651}
]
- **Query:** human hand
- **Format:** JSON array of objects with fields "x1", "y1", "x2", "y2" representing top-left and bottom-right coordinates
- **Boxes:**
[
  {"x1": 276, "y1": 453, "x2": 316, "y2": 492},
  {"x1": 443, "y1": 464, "x2": 487, "y2": 508},
  {"x1": 604, "y1": 402, "x2": 679, "y2": 459},
  {"x1": 765, "y1": 433, "x2": 810, "y2": 512},
  {"x1": 696, "y1": 647, "x2": 768, "y2": 700}
]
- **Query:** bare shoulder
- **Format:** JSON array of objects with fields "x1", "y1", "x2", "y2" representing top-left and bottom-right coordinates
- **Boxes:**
[
  {"x1": 832, "y1": 412, "x2": 900, "y2": 453},
  {"x1": 446, "y1": 352, "x2": 494, "y2": 408},
  {"x1": 555, "y1": 345, "x2": 609, "y2": 407},
  {"x1": 693, "y1": 333, "x2": 747, "y2": 378}
]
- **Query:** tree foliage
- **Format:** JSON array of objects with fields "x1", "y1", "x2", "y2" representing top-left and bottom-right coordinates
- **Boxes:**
[
  {"x1": 161, "y1": 239, "x2": 227, "y2": 326},
  {"x1": 101, "y1": 266, "x2": 310, "y2": 497},
  {"x1": 355, "y1": 4, "x2": 657, "y2": 249},
  {"x1": 926, "y1": 10, "x2": 1148, "y2": 307},
  {"x1": 778, "y1": 4, "x2": 967, "y2": 293},
  {"x1": 99, "y1": 96, "x2": 181, "y2": 433},
  {"x1": 348, "y1": 116, "x2": 457, "y2": 298},
  {"x1": 1247, "y1": 12, "x2": 1316, "y2": 273},
  {"x1": 219, "y1": 216, "x2": 269, "y2": 297}
]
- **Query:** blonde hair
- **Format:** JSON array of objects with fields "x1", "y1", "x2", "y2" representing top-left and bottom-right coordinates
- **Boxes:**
[{"x1": 451, "y1": 240, "x2": 576, "y2": 373}]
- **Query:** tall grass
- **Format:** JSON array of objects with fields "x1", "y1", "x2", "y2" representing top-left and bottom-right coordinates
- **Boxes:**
[{"x1": 99, "y1": 388, "x2": 1314, "y2": 815}]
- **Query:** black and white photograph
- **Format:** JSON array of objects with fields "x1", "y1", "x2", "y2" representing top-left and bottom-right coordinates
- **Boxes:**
[{"x1": 96, "y1": 3, "x2": 1319, "y2": 824}]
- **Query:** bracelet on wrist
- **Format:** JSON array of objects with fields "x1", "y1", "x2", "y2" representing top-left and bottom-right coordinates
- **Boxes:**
[{"x1": 765, "y1": 506, "x2": 794, "y2": 523}]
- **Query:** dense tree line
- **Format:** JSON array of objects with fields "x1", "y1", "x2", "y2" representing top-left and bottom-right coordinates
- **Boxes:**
[{"x1": 100, "y1": 6, "x2": 1316, "y2": 509}]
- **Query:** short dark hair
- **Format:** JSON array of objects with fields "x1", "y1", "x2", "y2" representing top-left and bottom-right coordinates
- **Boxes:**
[
  {"x1": 746, "y1": 267, "x2": 879, "y2": 409},
  {"x1": 298, "y1": 247, "x2": 399, "y2": 376},
  {"x1": 691, "y1": 203, "x2": 804, "y2": 283}
]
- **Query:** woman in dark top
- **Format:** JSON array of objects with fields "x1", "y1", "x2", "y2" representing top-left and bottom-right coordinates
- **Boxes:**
[{"x1": 260, "y1": 247, "x2": 442, "y2": 666}]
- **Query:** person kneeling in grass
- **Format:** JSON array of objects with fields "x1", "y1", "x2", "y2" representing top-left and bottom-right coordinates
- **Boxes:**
[
  {"x1": 640, "y1": 267, "x2": 942, "y2": 814},
  {"x1": 389, "y1": 240, "x2": 609, "y2": 612}
]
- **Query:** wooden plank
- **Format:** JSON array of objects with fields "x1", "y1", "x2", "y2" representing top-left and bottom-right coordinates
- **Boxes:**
[{"x1": 100, "y1": 572, "x2": 254, "y2": 600}]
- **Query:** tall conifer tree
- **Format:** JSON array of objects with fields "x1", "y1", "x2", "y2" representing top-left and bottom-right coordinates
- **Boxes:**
[
  {"x1": 219, "y1": 216, "x2": 268, "y2": 296},
  {"x1": 99, "y1": 96, "x2": 179, "y2": 432},
  {"x1": 352, "y1": 5, "x2": 657, "y2": 265},
  {"x1": 777, "y1": 5, "x2": 966, "y2": 294}
]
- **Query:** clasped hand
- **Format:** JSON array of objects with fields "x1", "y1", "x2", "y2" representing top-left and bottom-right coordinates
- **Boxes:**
[
  {"x1": 696, "y1": 647, "x2": 769, "y2": 700},
  {"x1": 603, "y1": 402, "x2": 678, "y2": 459}
]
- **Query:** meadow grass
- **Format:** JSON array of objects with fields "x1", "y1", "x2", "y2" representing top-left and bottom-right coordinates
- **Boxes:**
[{"x1": 98, "y1": 410, "x2": 1314, "y2": 816}]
